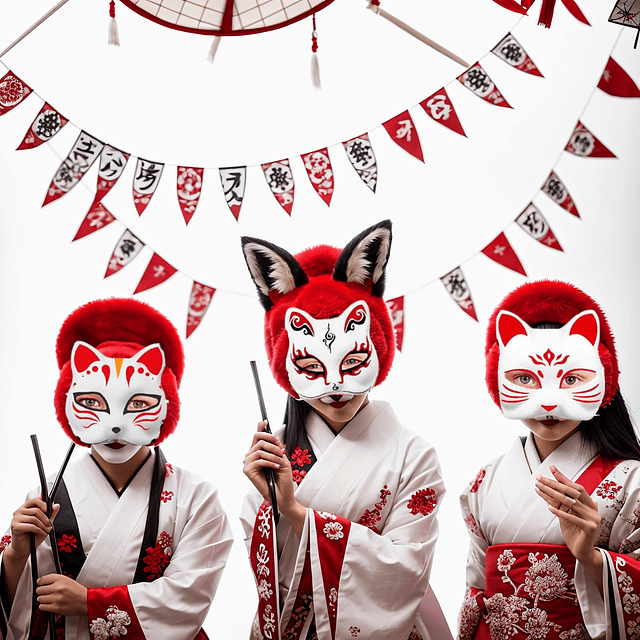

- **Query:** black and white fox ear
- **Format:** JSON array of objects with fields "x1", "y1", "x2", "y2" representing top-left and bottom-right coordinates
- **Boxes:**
[
  {"x1": 241, "y1": 237, "x2": 309, "y2": 311},
  {"x1": 333, "y1": 220, "x2": 392, "y2": 297}
]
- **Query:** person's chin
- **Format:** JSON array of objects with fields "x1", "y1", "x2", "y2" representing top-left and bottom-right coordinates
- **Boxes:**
[{"x1": 92, "y1": 442, "x2": 143, "y2": 464}]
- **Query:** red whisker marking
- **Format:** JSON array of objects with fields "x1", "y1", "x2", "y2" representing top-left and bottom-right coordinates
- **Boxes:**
[
  {"x1": 574, "y1": 399, "x2": 600, "y2": 404},
  {"x1": 500, "y1": 399, "x2": 527, "y2": 404},
  {"x1": 502, "y1": 384, "x2": 527, "y2": 395},
  {"x1": 572, "y1": 393, "x2": 601, "y2": 400},
  {"x1": 500, "y1": 393, "x2": 529, "y2": 400},
  {"x1": 573, "y1": 384, "x2": 599, "y2": 395},
  {"x1": 132, "y1": 408, "x2": 162, "y2": 423},
  {"x1": 73, "y1": 408, "x2": 98, "y2": 421}
]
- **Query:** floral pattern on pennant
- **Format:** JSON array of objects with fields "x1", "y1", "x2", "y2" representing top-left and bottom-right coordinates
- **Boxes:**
[
  {"x1": 90, "y1": 605, "x2": 132, "y2": 640},
  {"x1": 419, "y1": 87, "x2": 466, "y2": 137},
  {"x1": 343, "y1": 133, "x2": 378, "y2": 193},
  {"x1": 134, "y1": 253, "x2": 177, "y2": 294},
  {"x1": 469, "y1": 469, "x2": 486, "y2": 493},
  {"x1": 301, "y1": 148, "x2": 334, "y2": 206},
  {"x1": 441, "y1": 267, "x2": 478, "y2": 321},
  {"x1": 481, "y1": 232, "x2": 527, "y2": 276},
  {"x1": 386, "y1": 296, "x2": 405, "y2": 352},
  {"x1": 57, "y1": 534, "x2": 78, "y2": 553},
  {"x1": 104, "y1": 230, "x2": 144, "y2": 278},
  {"x1": 73, "y1": 201, "x2": 116, "y2": 242},
  {"x1": 492, "y1": 33, "x2": 543, "y2": 77},
  {"x1": 219, "y1": 166, "x2": 246, "y2": 220},
  {"x1": 177, "y1": 166, "x2": 204, "y2": 224},
  {"x1": 541, "y1": 171, "x2": 580, "y2": 218},
  {"x1": 358, "y1": 485, "x2": 391, "y2": 533},
  {"x1": 0, "y1": 71, "x2": 32, "y2": 116},
  {"x1": 142, "y1": 531, "x2": 173, "y2": 581},
  {"x1": 262, "y1": 159, "x2": 295, "y2": 215},
  {"x1": 132, "y1": 158, "x2": 164, "y2": 215},
  {"x1": 458, "y1": 63, "x2": 512, "y2": 108},
  {"x1": 516, "y1": 204, "x2": 563, "y2": 251},
  {"x1": 407, "y1": 488, "x2": 437, "y2": 516},
  {"x1": 186, "y1": 282, "x2": 216, "y2": 338},
  {"x1": 17, "y1": 102, "x2": 68, "y2": 150}
]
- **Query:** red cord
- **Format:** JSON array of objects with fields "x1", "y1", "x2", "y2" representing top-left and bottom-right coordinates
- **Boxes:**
[
  {"x1": 311, "y1": 14, "x2": 318, "y2": 53},
  {"x1": 109, "y1": 0, "x2": 116, "y2": 19}
]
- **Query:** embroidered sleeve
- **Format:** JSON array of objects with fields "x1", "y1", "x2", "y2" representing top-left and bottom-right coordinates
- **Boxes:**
[
  {"x1": 87, "y1": 586, "x2": 144, "y2": 640},
  {"x1": 457, "y1": 586, "x2": 483, "y2": 640}
]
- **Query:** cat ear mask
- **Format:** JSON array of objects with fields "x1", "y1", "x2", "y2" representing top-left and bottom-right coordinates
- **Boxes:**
[
  {"x1": 241, "y1": 219, "x2": 396, "y2": 398},
  {"x1": 485, "y1": 280, "x2": 619, "y2": 410},
  {"x1": 54, "y1": 298, "x2": 184, "y2": 446}
]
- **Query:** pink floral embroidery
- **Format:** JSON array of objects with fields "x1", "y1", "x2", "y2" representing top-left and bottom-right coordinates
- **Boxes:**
[
  {"x1": 142, "y1": 531, "x2": 173, "y2": 580},
  {"x1": 407, "y1": 488, "x2": 437, "y2": 516},
  {"x1": 160, "y1": 490, "x2": 174, "y2": 503},
  {"x1": 292, "y1": 469, "x2": 307, "y2": 485},
  {"x1": 57, "y1": 534, "x2": 78, "y2": 553},
  {"x1": 0, "y1": 535, "x2": 11, "y2": 553},
  {"x1": 291, "y1": 447, "x2": 312, "y2": 467},
  {"x1": 90, "y1": 605, "x2": 131, "y2": 640},
  {"x1": 596, "y1": 480, "x2": 622, "y2": 500},
  {"x1": 469, "y1": 469, "x2": 486, "y2": 493},
  {"x1": 165, "y1": 463, "x2": 174, "y2": 477},
  {"x1": 458, "y1": 587, "x2": 482, "y2": 640},
  {"x1": 357, "y1": 485, "x2": 391, "y2": 532}
]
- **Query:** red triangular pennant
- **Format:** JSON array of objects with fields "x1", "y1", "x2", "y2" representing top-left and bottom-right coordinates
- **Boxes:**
[
  {"x1": 73, "y1": 201, "x2": 116, "y2": 241},
  {"x1": 492, "y1": 33, "x2": 543, "y2": 77},
  {"x1": 105, "y1": 230, "x2": 144, "y2": 278},
  {"x1": 94, "y1": 145, "x2": 130, "y2": 204},
  {"x1": 134, "y1": 253, "x2": 177, "y2": 294},
  {"x1": 301, "y1": 148, "x2": 334, "y2": 206},
  {"x1": 382, "y1": 111, "x2": 424, "y2": 162},
  {"x1": 482, "y1": 232, "x2": 526, "y2": 275},
  {"x1": 598, "y1": 57, "x2": 640, "y2": 98},
  {"x1": 17, "y1": 103, "x2": 68, "y2": 150},
  {"x1": 458, "y1": 63, "x2": 512, "y2": 108},
  {"x1": 186, "y1": 282, "x2": 216, "y2": 338},
  {"x1": 386, "y1": 296, "x2": 405, "y2": 351},
  {"x1": 441, "y1": 267, "x2": 478, "y2": 321},
  {"x1": 419, "y1": 88, "x2": 466, "y2": 137},
  {"x1": 262, "y1": 159, "x2": 295, "y2": 215},
  {"x1": 541, "y1": 171, "x2": 580, "y2": 217},
  {"x1": 560, "y1": 0, "x2": 590, "y2": 25},
  {"x1": 132, "y1": 158, "x2": 164, "y2": 215},
  {"x1": 0, "y1": 71, "x2": 32, "y2": 116},
  {"x1": 219, "y1": 166, "x2": 246, "y2": 221},
  {"x1": 342, "y1": 134, "x2": 378, "y2": 193},
  {"x1": 565, "y1": 121, "x2": 616, "y2": 158},
  {"x1": 177, "y1": 166, "x2": 204, "y2": 225},
  {"x1": 515, "y1": 204, "x2": 563, "y2": 251},
  {"x1": 491, "y1": 0, "x2": 528, "y2": 14}
]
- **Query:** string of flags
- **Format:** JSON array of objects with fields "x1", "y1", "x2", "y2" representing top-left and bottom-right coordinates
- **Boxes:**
[{"x1": 0, "y1": 29, "x2": 638, "y2": 343}]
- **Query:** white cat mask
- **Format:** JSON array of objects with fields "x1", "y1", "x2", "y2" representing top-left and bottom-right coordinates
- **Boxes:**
[
  {"x1": 65, "y1": 341, "x2": 168, "y2": 451},
  {"x1": 497, "y1": 310, "x2": 605, "y2": 422}
]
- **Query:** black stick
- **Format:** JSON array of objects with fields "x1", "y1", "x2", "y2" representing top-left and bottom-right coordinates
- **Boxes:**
[
  {"x1": 49, "y1": 443, "x2": 76, "y2": 504},
  {"x1": 250, "y1": 361, "x2": 279, "y2": 524}
]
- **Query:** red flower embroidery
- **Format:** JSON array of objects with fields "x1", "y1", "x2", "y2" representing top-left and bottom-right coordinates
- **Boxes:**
[
  {"x1": 142, "y1": 531, "x2": 173, "y2": 581},
  {"x1": 57, "y1": 534, "x2": 78, "y2": 553},
  {"x1": 160, "y1": 490, "x2": 174, "y2": 503},
  {"x1": 291, "y1": 447, "x2": 312, "y2": 467},
  {"x1": 596, "y1": 480, "x2": 622, "y2": 500},
  {"x1": 469, "y1": 469, "x2": 486, "y2": 493},
  {"x1": 0, "y1": 535, "x2": 11, "y2": 553},
  {"x1": 358, "y1": 485, "x2": 391, "y2": 533},
  {"x1": 292, "y1": 469, "x2": 307, "y2": 485},
  {"x1": 407, "y1": 488, "x2": 437, "y2": 516},
  {"x1": 165, "y1": 463, "x2": 174, "y2": 477}
]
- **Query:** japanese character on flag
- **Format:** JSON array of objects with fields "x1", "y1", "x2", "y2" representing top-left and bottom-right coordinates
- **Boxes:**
[
  {"x1": 342, "y1": 133, "x2": 378, "y2": 193},
  {"x1": 176, "y1": 166, "x2": 204, "y2": 225},
  {"x1": 419, "y1": 88, "x2": 466, "y2": 137},
  {"x1": 43, "y1": 131, "x2": 104, "y2": 206},
  {"x1": 597, "y1": 57, "x2": 640, "y2": 97},
  {"x1": 386, "y1": 296, "x2": 405, "y2": 351},
  {"x1": 541, "y1": 171, "x2": 580, "y2": 217},
  {"x1": 261, "y1": 159, "x2": 295, "y2": 215},
  {"x1": 492, "y1": 33, "x2": 543, "y2": 77},
  {"x1": 73, "y1": 201, "x2": 116, "y2": 241},
  {"x1": 515, "y1": 204, "x2": 562, "y2": 251},
  {"x1": 565, "y1": 121, "x2": 616, "y2": 158},
  {"x1": 17, "y1": 103, "x2": 68, "y2": 150},
  {"x1": 458, "y1": 63, "x2": 512, "y2": 108},
  {"x1": 134, "y1": 253, "x2": 177, "y2": 294},
  {"x1": 186, "y1": 282, "x2": 216, "y2": 338},
  {"x1": 219, "y1": 166, "x2": 246, "y2": 220},
  {"x1": 301, "y1": 148, "x2": 334, "y2": 206},
  {"x1": 94, "y1": 145, "x2": 130, "y2": 203},
  {"x1": 105, "y1": 230, "x2": 144, "y2": 278},
  {"x1": 481, "y1": 232, "x2": 527, "y2": 275},
  {"x1": 382, "y1": 111, "x2": 424, "y2": 162},
  {"x1": 440, "y1": 267, "x2": 478, "y2": 321},
  {"x1": 0, "y1": 71, "x2": 32, "y2": 117},
  {"x1": 132, "y1": 158, "x2": 164, "y2": 215}
]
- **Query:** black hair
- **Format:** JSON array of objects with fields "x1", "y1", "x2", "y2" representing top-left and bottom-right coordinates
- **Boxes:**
[{"x1": 282, "y1": 395, "x2": 313, "y2": 457}]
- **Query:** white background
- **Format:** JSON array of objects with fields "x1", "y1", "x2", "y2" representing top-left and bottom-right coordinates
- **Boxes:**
[{"x1": 0, "y1": 0, "x2": 639, "y2": 635}]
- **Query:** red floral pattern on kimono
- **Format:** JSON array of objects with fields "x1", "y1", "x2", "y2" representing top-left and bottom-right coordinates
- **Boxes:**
[
  {"x1": 357, "y1": 485, "x2": 391, "y2": 533},
  {"x1": 469, "y1": 469, "x2": 486, "y2": 493},
  {"x1": 407, "y1": 488, "x2": 437, "y2": 516},
  {"x1": 142, "y1": 531, "x2": 173, "y2": 580}
]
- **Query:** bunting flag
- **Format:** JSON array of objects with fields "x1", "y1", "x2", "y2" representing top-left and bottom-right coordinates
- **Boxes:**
[
  {"x1": 419, "y1": 88, "x2": 466, "y2": 137},
  {"x1": 481, "y1": 232, "x2": 527, "y2": 275},
  {"x1": 441, "y1": 267, "x2": 478, "y2": 321},
  {"x1": 0, "y1": 71, "x2": 32, "y2": 117},
  {"x1": 515, "y1": 204, "x2": 563, "y2": 250},
  {"x1": 186, "y1": 282, "x2": 216, "y2": 338},
  {"x1": 105, "y1": 229, "x2": 144, "y2": 278},
  {"x1": 565, "y1": 121, "x2": 616, "y2": 158},
  {"x1": 262, "y1": 159, "x2": 295, "y2": 215},
  {"x1": 491, "y1": 0, "x2": 528, "y2": 15},
  {"x1": 386, "y1": 296, "x2": 405, "y2": 351},
  {"x1": 73, "y1": 201, "x2": 116, "y2": 241},
  {"x1": 177, "y1": 166, "x2": 204, "y2": 225},
  {"x1": 43, "y1": 131, "x2": 104, "y2": 206},
  {"x1": 382, "y1": 111, "x2": 424, "y2": 162},
  {"x1": 560, "y1": 0, "x2": 590, "y2": 25},
  {"x1": 17, "y1": 103, "x2": 68, "y2": 150},
  {"x1": 94, "y1": 145, "x2": 130, "y2": 204},
  {"x1": 492, "y1": 33, "x2": 543, "y2": 77},
  {"x1": 458, "y1": 63, "x2": 512, "y2": 108},
  {"x1": 301, "y1": 148, "x2": 334, "y2": 206},
  {"x1": 219, "y1": 166, "x2": 247, "y2": 220},
  {"x1": 597, "y1": 57, "x2": 640, "y2": 97},
  {"x1": 134, "y1": 253, "x2": 178, "y2": 294},
  {"x1": 343, "y1": 133, "x2": 378, "y2": 193},
  {"x1": 541, "y1": 171, "x2": 580, "y2": 217},
  {"x1": 132, "y1": 158, "x2": 164, "y2": 215}
]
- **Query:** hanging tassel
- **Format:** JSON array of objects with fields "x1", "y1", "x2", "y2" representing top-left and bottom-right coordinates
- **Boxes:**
[
  {"x1": 311, "y1": 15, "x2": 321, "y2": 90},
  {"x1": 538, "y1": 0, "x2": 557, "y2": 27},
  {"x1": 206, "y1": 36, "x2": 222, "y2": 63},
  {"x1": 108, "y1": 0, "x2": 120, "y2": 46}
]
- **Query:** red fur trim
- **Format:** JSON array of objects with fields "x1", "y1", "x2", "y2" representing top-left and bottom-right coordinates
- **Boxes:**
[{"x1": 485, "y1": 280, "x2": 619, "y2": 408}]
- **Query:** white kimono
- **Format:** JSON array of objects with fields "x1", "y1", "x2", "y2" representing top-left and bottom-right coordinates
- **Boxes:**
[
  {"x1": 458, "y1": 430, "x2": 640, "y2": 640},
  {"x1": 240, "y1": 400, "x2": 451, "y2": 640},
  {"x1": 1, "y1": 449, "x2": 233, "y2": 640}
]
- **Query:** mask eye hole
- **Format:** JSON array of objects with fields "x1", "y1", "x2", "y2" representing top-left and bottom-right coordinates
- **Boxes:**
[
  {"x1": 294, "y1": 356, "x2": 325, "y2": 378},
  {"x1": 505, "y1": 370, "x2": 541, "y2": 389},
  {"x1": 560, "y1": 369, "x2": 596, "y2": 389},
  {"x1": 73, "y1": 392, "x2": 110, "y2": 413},
  {"x1": 124, "y1": 394, "x2": 161, "y2": 413},
  {"x1": 341, "y1": 352, "x2": 369, "y2": 373}
]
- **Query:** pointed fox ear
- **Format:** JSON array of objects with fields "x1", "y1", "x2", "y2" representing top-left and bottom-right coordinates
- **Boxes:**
[
  {"x1": 566, "y1": 310, "x2": 600, "y2": 347},
  {"x1": 497, "y1": 311, "x2": 530, "y2": 349},
  {"x1": 333, "y1": 220, "x2": 392, "y2": 297},
  {"x1": 71, "y1": 341, "x2": 103, "y2": 374},
  {"x1": 241, "y1": 237, "x2": 309, "y2": 311},
  {"x1": 134, "y1": 344, "x2": 166, "y2": 376}
]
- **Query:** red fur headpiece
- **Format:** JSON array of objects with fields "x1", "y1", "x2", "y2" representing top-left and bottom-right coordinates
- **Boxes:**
[
  {"x1": 242, "y1": 220, "x2": 396, "y2": 398},
  {"x1": 485, "y1": 280, "x2": 619, "y2": 409},
  {"x1": 54, "y1": 298, "x2": 184, "y2": 445}
]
